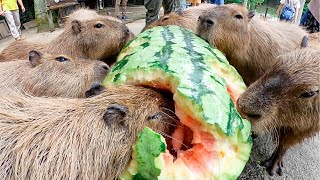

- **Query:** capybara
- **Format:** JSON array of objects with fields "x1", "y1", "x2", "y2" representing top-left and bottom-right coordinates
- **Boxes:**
[
  {"x1": 237, "y1": 48, "x2": 320, "y2": 176},
  {"x1": 0, "y1": 85, "x2": 176, "y2": 179},
  {"x1": 197, "y1": 4, "x2": 308, "y2": 85},
  {"x1": 142, "y1": 4, "x2": 216, "y2": 32},
  {"x1": 0, "y1": 9, "x2": 134, "y2": 66},
  {"x1": 0, "y1": 50, "x2": 109, "y2": 98}
]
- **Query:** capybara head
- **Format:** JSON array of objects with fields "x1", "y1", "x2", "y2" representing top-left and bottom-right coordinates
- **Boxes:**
[
  {"x1": 0, "y1": 85, "x2": 176, "y2": 179},
  {"x1": 237, "y1": 49, "x2": 320, "y2": 134},
  {"x1": 142, "y1": 4, "x2": 217, "y2": 33},
  {"x1": 70, "y1": 17, "x2": 132, "y2": 62},
  {"x1": 0, "y1": 50, "x2": 110, "y2": 98},
  {"x1": 48, "y1": 9, "x2": 134, "y2": 65},
  {"x1": 197, "y1": 4, "x2": 254, "y2": 55},
  {"x1": 142, "y1": 11, "x2": 187, "y2": 32}
]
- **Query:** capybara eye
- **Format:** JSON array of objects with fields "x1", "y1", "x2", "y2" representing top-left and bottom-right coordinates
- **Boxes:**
[
  {"x1": 147, "y1": 112, "x2": 162, "y2": 121},
  {"x1": 234, "y1": 14, "x2": 243, "y2": 19},
  {"x1": 94, "y1": 23, "x2": 105, "y2": 28},
  {"x1": 300, "y1": 90, "x2": 319, "y2": 98},
  {"x1": 55, "y1": 56, "x2": 69, "y2": 62}
]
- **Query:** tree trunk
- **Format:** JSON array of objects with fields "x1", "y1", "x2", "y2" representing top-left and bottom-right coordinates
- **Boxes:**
[
  {"x1": 296, "y1": 0, "x2": 306, "y2": 24},
  {"x1": 34, "y1": 0, "x2": 55, "y2": 32}
]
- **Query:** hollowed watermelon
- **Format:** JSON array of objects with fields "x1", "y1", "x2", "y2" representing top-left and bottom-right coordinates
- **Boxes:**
[{"x1": 103, "y1": 26, "x2": 252, "y2": 180}]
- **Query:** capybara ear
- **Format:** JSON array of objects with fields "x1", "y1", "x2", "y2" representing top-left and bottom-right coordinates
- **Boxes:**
[
  {"x1": 106, "y1": 12, "x2": 111, "y2": 16},
  {"x1": 103, "y1": 105, "x2": 129, "y2": 126},
  {"x1": 71, "y1": 20, "x2": 82, "y2": 34},
  {"x1": 28, "y1": 50, "x2": 43, "y2": 67},
  {"x1": 301, "y1": 35, "x2": 308, "y2": 48},
  {"x1": 85, "y1": 82, "x2": 106, "y2": 98},
  {"x1": 248, "y1": 11, "x2": 255, "y2": 20}
]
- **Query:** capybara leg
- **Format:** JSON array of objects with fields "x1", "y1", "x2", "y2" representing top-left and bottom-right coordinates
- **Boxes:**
[
  {"x1": 85, "y1": 83, "x2": 106, "y2": 98},
  {"x1": 262, "y1": 127, "x2": 308, "y2": 176},
  {"x1": 103, "y1": 105, "x2": 129, "y2": 125},
  {"x1": 261, "y1": 146, "x2": 287, "y2": 176}
]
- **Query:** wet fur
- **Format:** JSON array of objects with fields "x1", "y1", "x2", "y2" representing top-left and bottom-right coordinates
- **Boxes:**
[
  {"x1": 0, "y1": 85, "x2": 175, "y2": 179},
  {"x1": 197, "y1": 4, "x2": 308, "y2": 85}
]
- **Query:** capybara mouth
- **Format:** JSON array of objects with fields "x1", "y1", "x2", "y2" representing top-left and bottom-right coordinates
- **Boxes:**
[{"x1": 134, "y1": 86, "x2": 198, "y2": 161}]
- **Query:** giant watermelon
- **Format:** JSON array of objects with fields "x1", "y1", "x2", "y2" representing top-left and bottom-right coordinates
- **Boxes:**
[{"x1": 103, "y1": 26, "x2": 252, "y2": 180}]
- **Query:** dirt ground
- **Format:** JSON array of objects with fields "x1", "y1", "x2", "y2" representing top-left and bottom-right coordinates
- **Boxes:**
[{"x1": 0, "y1": 5, "x2": 319, "y2": 180}]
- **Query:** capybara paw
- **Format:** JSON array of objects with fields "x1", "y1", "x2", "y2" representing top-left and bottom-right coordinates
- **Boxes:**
[
  {"x1": 85, "y1": 82, "x2": 106, "y2": 98},
  {"x1": 103, "y1": 105, "x2": 129, "y2": 125},
  {"x1": 261, "y1": 157, "x2": 284, "y2": 176}
]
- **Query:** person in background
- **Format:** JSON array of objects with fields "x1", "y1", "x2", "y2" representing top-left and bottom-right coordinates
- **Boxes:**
[
  {"x1": 209, "y1": 0, "x2": 224, "y2": 5},
  {"x1": 276, "y1": 0, "x2": 300, "y2": 23},
  {"x1": 175, "y1": 0, "x2": 187, "y2": 11},
  {"x1": 300, "y1": 0, "x2": 319, "y2": 33},
  {"x1": 115, "y1": 0, "x2": 129, "y2": 20},
  {"x1": 0, "y1": 0, "x2": 25, "y2": 40},
  {"x1": 144, "y1": 0, "x2": 174, "y2": 26}
]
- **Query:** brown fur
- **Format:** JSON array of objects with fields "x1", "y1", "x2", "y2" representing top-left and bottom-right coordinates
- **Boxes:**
[
  {"x1": 197, "y1": 4, "x2": 308, "y2": 85},
  {"x1": 142, "y1": 4, "x2": 216, "y2": 32},
  {"x1": 0, "y1": 85, "x2": 176, "y2": 179},
  {"x1": 0, "y1": 9, "x2": 134, "y2": 65},
  {"x1": 237, "y1": 48, "x2": 320, "y2": 175},
  {"x1": 308, "y1": 32, "x2": 320, "y2": 48},
  {"x1": 0, "y1": 50, "x2": 109, "y2": 98}
]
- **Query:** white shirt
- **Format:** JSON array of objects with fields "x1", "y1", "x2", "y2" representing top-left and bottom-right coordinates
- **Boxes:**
[{"x1": 280, "y1": 0, "x2": 300, "y2": 9}]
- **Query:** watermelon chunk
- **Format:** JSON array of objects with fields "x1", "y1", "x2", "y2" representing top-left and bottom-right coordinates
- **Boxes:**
[{"x1": 103, "y1": 26, "x2": 252, "y2": 180}]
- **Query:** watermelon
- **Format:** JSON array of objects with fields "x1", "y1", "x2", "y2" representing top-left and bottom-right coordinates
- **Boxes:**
[{"x1": 103, "y1": 26, "x2": 252, "y2": 180}]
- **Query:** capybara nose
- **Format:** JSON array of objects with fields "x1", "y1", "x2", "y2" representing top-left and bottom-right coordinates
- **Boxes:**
[
  {"x1": 236, "y1": 98, "x2": 261, "y2": 121},
  {"x1": 204, "y1": 18, "x2": 214, "y2": 25},
  {"x1": 101, "y1": 64, "x2": 110, "y2": 72}
]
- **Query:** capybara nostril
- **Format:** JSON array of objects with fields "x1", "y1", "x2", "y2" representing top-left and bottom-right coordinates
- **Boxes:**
[
  {"x1": 205, "y1": 19, "x2": 214, "y2": 25},
  {"x1": 102, "y1": 64, "x2": 110, "y2": 72},
  {"x1": 246, "y1": 113, "x2": 262, "y2": 120}
]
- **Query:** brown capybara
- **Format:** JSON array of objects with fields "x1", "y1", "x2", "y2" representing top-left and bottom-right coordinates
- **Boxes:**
[
  {"x1": 0, "y1": 85, "x2": 176, "y2": 179},
  {"x1": 0, "y1": 9, "x2": 134, "y2": 66},
  {"x1": 0, "y1": 50, "x2": 109, "y2": 98},
  {"x1": 197, "y1": 4, "x2": 308, "y2": 85},
  {"x1": 237, "y1": 48, "x2": 320, "y2": 176},
  {"x1": 142, "y1": 4, "x2": 216, "y2": 32}
]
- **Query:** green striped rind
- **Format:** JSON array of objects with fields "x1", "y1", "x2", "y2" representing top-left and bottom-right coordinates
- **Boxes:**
[{"x1": 103, "y1": 26, "x2": 250, "y2": 142}]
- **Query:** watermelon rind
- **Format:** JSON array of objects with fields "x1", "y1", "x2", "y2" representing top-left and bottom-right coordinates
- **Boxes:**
[{"x1": 103, "y1": 26, "x2": 252, "y2": 180}]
